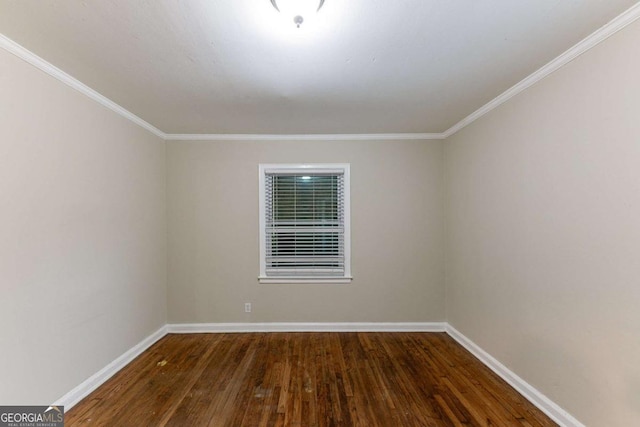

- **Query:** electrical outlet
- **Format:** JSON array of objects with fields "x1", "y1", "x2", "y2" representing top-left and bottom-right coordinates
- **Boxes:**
[{"x1": 244, "y1": 303, "x2": 252, "y2": 313}]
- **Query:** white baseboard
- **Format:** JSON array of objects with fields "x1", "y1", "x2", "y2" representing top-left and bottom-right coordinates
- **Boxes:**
[
  {"x1": 55, "y1": 321, "x2": 583, "y2": 427},
  {"x1": 445, "y1": 324, "x2": 585, "y2": 427},
  {"x1": 166, "y1": 322, "x2": 447, "y2": 333},
  {"x1": 55, "y1": 325, "x2": 167, "y2": 410}
]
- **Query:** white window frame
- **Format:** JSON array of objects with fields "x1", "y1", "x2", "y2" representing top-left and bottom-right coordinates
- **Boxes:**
[{"x1": 259, "y1": 163, "x2": 351, "y2": 284}]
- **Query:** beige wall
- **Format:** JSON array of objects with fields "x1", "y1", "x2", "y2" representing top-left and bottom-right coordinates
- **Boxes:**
[
  {"x1": 0, "y1": 49, "x2": 167, "y2": 404},
  {"x1": 167, "y1": 139, "x2": 444, "y2": 323},
  {"x1": 445, "y1": 20, "x2": 640, "y2": 427}
]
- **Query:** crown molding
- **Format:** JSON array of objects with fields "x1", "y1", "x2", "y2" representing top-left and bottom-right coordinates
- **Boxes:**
[
  {"x1": 164, "y1": 133, "x2": 445, "y2": 141},
  {"x1": 0, "y1": 33, "x2": 167, "y2": 140},
  {"x1": 0, "y1": 34, "x2": 442, "y2": 143},
  {"x1": 442, "y1": 1, "x2": 640, "y2": 139},
  {"x1": 3, "y1": 1, "x2": 640, "y2": 142}
]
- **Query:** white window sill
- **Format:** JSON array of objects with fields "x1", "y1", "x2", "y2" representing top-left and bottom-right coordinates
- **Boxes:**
[{"x1": 258, "y1": 276, "x2": 353, "y2": 284}]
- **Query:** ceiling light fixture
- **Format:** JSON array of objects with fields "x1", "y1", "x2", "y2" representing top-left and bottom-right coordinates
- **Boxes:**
[{"x1": 270, "y1": 0, "x2": 326, "y2": 28}]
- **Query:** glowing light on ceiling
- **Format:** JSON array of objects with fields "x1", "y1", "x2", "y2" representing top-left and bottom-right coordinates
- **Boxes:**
[
  {"x1": 246, "y1": 0, "x2": 339, "y2": 44},
  {"x1": 270, "y1": 0, "x2": 326, "y2": 28}
]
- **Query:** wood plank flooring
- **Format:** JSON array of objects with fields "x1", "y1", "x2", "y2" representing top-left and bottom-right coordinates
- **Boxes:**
[{"x1": 66, "y1": 333, "x2": 557, "y2": 426}]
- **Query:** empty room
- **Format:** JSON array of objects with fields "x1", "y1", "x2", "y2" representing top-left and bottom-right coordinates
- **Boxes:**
[{"x1": 1, "y1": 1, "x2": 639, "y2": 426}]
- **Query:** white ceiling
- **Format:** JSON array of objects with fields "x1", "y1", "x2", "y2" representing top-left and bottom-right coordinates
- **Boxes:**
[{"x1": 0, "y1": 0, "x2": 638, "y2": 135}]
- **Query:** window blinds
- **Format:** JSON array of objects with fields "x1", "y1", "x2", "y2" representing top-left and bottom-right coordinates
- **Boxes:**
[{"x1": 264, "y1": 173, "x2": 345, "y2": 277}]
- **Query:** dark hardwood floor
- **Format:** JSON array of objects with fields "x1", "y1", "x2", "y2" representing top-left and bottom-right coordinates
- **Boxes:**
[{"x1": 66, "y1": 332, "x2": 557, "y2": 426}]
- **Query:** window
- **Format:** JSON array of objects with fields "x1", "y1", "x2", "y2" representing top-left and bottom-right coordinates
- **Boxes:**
[{"x1": 259, "y1": 164, "x2": 351, "y2": 283}]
